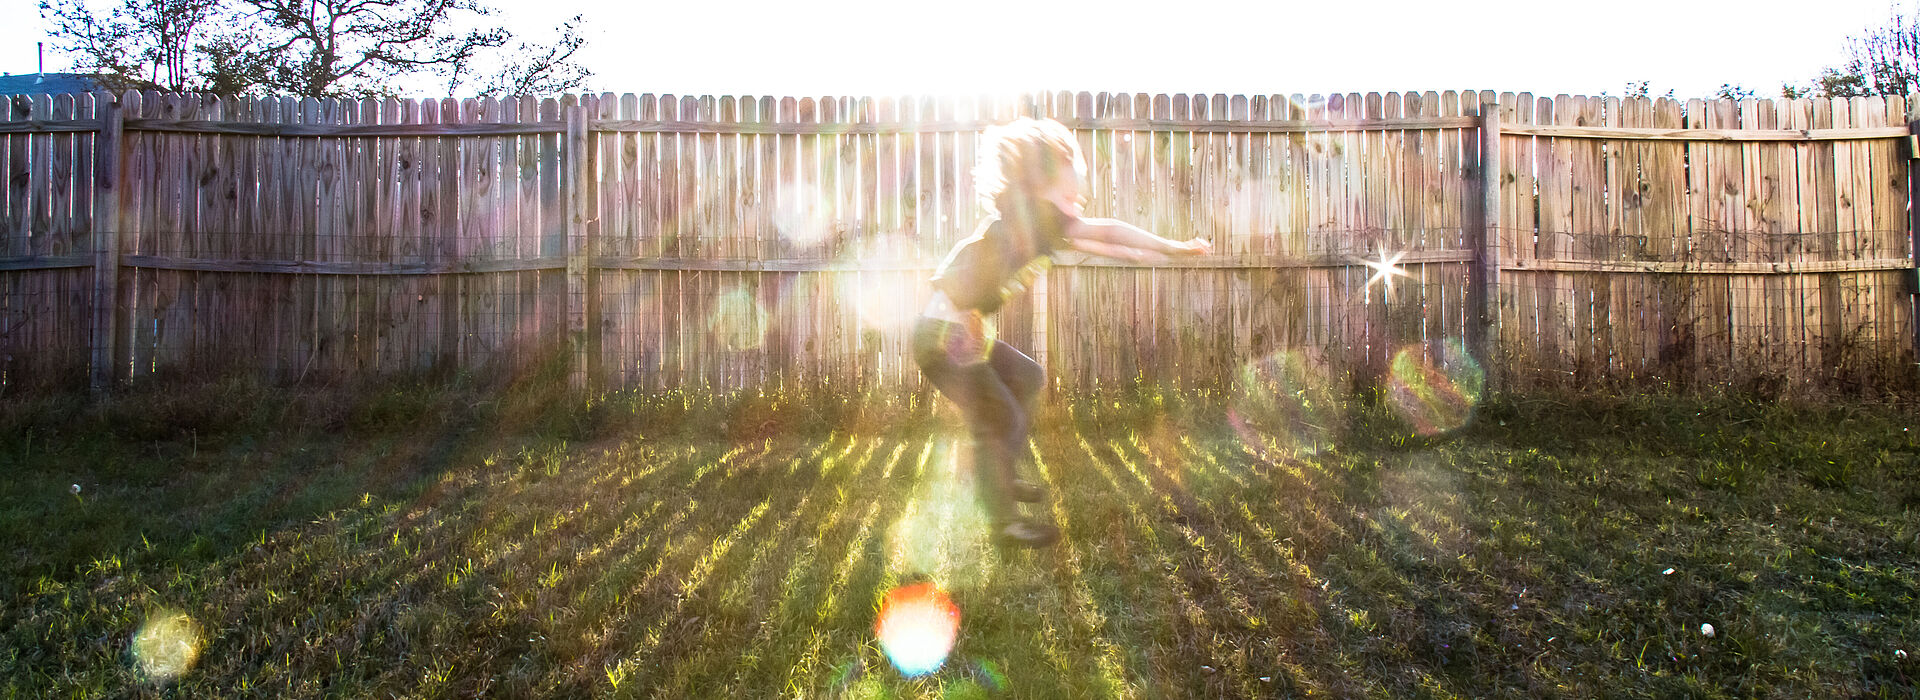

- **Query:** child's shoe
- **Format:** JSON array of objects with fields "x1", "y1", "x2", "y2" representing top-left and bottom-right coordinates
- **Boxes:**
[
  {"x1": 992, "y1": 520, "x2": 1060, "y2": 548},
  {"x1": 1011, "y1": 480, "x2": 1045, "y2": 503}
]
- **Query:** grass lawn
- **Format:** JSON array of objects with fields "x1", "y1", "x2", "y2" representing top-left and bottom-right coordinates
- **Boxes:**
[{"x1": 2, "y1": 378, "x2": 1917, "y2": 698}]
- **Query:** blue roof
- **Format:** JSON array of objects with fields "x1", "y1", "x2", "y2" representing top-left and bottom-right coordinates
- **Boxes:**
[{"x1": 0, "y1": 73, "x2": 112, "y2": 97}]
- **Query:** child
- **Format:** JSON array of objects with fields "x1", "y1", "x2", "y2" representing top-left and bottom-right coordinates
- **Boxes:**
[{"x1": 913, "y1": 118, "x2": 1211, "y2": 548}]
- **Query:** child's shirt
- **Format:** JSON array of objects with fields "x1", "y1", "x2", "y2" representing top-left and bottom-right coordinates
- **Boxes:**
[{"x1": 929, "y1": 199, "x2": 1075, "y2": 314}]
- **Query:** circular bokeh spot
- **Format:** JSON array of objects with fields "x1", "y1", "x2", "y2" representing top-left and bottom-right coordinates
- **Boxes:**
[
  {"x1": 772, "y1": 182, "x2": 835, "y2": 250},
  {"x1": 706, "y1": 284, "x2": 769, "y2": 350},
  {"x1": 1228, "y1": 349, "x2": 1342, "y2": 459},
  {"x1": 1385, "y1": 338, "x2": 1484, "y2": 436},
  {"x1": 131, "y1": 609, "x2": 203, "y2": 683},
  {"x1": 843, "y1": 234, "x2": 924, "y2": 334},
  {"x1": 874, "y1": 581, "x2": 960, "y2": 678}
]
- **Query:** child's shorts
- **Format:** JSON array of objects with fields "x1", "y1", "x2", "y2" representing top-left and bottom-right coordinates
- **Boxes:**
[{"x1": 912, "y1": 313, "x2": 992, "y2": 368}]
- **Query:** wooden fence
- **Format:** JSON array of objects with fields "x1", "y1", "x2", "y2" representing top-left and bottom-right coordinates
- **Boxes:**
[{"x1": 1, "y1": 90, "x2": 1915, "y2": 396}]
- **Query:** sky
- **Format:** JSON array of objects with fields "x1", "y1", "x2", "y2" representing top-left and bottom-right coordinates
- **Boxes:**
[{"x1": 2, "y1": 0, "x2": 1910, "y2": 100}]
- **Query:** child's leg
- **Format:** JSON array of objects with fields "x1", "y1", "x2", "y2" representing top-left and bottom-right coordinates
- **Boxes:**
[
  {"x1": 987, "y1": 341, "x2": 1046, "y2": 498},
  {"x1": 988, "y1": 340, "x2": 1045, "y2": 416},
  {"x1": 914, "y1": 320, "x2": 1028, "y2": 526}
]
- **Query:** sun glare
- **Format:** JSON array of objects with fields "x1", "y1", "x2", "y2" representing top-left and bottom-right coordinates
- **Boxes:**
[
  {"x1": 874, "y1": 581, "x2": 961, "y2": 678},
  {"x1": 130, "y1": 609, "x2": 204, "y2": 683},
  {"x1": 1358, "y1": 250, "x2": 1411, "y2": 293}
]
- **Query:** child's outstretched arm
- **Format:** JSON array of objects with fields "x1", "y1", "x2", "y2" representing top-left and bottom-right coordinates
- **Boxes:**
[{"x1": 1063, "y1": 218, "x2": 1211, "y2": 262}]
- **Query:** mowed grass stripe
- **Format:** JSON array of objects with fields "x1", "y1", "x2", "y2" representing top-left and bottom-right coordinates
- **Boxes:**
[
  {"x1": 484, "y1": 443, "x2": 729, "y2": 603},
  {"x1": 254, "y1": 439, "x2": 743, "y2": 695},
  {"x1": 1031, "y1": 438, "x2": 1139, "y2": 700},
  {"x1": 611, "y1": 498, "x2": 773, "y2": 692},
  {"x1": 1105, "y1": 430, "x2": 1278, "y2": 697},
  {"x1": 1198, "y1": 433, "x2": 1437, "y2": 694},
  {"x1": 1175, "y1": 432, "x2": 1387, "y2": 694},
  {"x1": 7, "y1": 390, "x2": 1918, "y2": 698},
  {"x1": 549, "y1": 440, "x2": 814, "y2": 692},
  {"x1": 147, "y1": 446, "x2": 588, "y2": 694},
  {"x1": 1059, "y1": 428, "x2": 1225, "y2": 696},
  {"x1": 504, "y1": 443, "x2": 732, "y2": 589},
  {"x1": 538, "y1": 442, "x2": 783, "y2": 652},
  {"x1": 787, "y1": 436, "x2": 931, "y2": 693},
  {"x1": 721, "y1": 436, "x2": 908, "y2": 693},
  {"x1": 656, "y1": 437, "x2": 922, "y2": 693},
  {"x1": 110, "y1": 452, "x2": 508, "y2": 693}
]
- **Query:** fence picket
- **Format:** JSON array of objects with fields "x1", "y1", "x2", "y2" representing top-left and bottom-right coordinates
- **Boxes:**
[{"x1": 2, "y1": 91, "x2": 1914, "y2": 394}]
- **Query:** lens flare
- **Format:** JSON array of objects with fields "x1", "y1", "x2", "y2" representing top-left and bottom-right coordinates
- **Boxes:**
[
  {"x1": 1358, "y1": 249, "x2": 1411, "y2": 293},
  {"x1": 772, "y1": 181, "x2": 836, "y2": 251},
  {"x1": 130, "y1": 609, "x2": 203, "y2": 683},
  {"x1": 874, "y1": 581, "x2": 960, "y2": 677},
  {"x1": 706, "y1": 284, "x2": 769, "y2": 350},
  {"x1": 1385, "y1": 338, "x2": 1484, "y2": 436},
  {"x1": 844, "y1": 234, "x2": 925, "y2": 333},
  {"x1": 888, "y1": 438, "x2": 995, "y2": 590},
  {"x1": 970, "y1": 659, "x2": 1007, "y2": 691},
  {"x1": 1227, "y1": 349, "x2": 1341, "y2": 459}
]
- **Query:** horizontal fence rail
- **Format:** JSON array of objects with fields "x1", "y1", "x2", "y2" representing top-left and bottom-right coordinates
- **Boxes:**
[{"x1": 0, "y1": 89, "x2": 1914, "y2": 395}]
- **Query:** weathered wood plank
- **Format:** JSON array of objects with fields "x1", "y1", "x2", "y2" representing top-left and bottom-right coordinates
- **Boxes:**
[
  {"x1": 24, "y1": 93, "x2": 55, "y2": 376},
  {"x1": 1702, "y1": 99, "x2": 1742, "y2": 380},
  {"x1": 538, "y1": 96, "x2": 566, "y2": 372},
  {"x1": 4, "y1": 95, "x2": 30, "y2": 266},
  {"x1": 1568, "y1": 95, "x2": 1608, "y2": 381},
  {"x1": 0, "y1": 120, "x2": 100, "y2": 134},
  {"x1": 567, "y1": 101, "x2": 591, "y2": 388},
  {"x1": 431, "y1": 98, "x2": 460, "y2": 373},
  {"x1": 49, "y1": 94, "x2": 75, "y2": 259},
  {"x1": 696, "y1": 95, "x2": 720, "y2": 261},
  {"x1": 12, "y1": 91, "x2": 1920, "y2": 396},
  {"x1": 1628, "y1": 96, "x2": 1660, "y2": 378},
  {"x1": 128, "y1": 92, "x2": 162, "y2": 380},
  {"x1": 87, "y1": 96, "x2": 121, "y2": 390},
  {"x1": 1867, "y1": 96, "x2": 1907, "y2": 361},
  {"x1": 1531, "y1": 95, "x2": 1571, "y2": 386},
  {"x1": 1752, "y1": 99, "x2": 1794, "y2": 376},
  {"x1": 157, "y1": 93, "x2": 191, "y2": 375},
  {"x1": 1500, "y1": 124, "x2": 1908, "y2": 141}
]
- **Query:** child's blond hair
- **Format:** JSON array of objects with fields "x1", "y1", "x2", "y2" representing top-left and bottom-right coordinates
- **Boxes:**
[{"x1": 974, "y1": 118, "x2": 1087, "y2": 218}]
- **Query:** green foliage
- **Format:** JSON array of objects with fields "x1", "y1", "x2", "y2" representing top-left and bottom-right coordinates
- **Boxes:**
[
  {"x1": 1716, "y1": 83, "x2": 1758, "y2": 101},
  {"x1": 1795, "y1": 4, "x2": 1920, "y2": 98},
  {"x1": 1624, "y1": 80, "x2": 1676, "y2": 99},
  {"x1": 1816, "y1": 68, "x2": 1870, "y2": 98}
]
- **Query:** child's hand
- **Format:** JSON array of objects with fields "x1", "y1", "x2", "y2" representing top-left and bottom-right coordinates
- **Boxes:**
[{"x1": 1182, "y1": 238, "x2": 1213, "y2": 256}]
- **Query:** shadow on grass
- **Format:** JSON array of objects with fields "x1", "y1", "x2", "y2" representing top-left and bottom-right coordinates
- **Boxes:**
[{"x1": 2, "y1": 382, "x2": 1916, "y2": 698}]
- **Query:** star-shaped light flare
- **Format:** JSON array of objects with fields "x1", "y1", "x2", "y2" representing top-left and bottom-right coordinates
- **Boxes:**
[{"x1": 1358, "y1": 250, "x2": 1411, "y2": 293}]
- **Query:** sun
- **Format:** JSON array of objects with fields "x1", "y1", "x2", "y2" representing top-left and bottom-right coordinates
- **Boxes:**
[{"x1": 1358, "y1": 249, "x2": 1410, "y2": 293}]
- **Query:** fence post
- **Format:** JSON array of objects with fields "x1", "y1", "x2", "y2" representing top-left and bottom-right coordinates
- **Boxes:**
[
  {"x1": 1908, "y1": 120, "x2": 1920, "y2": 370},
  {"x1": 1472, "y1": 102, "x2": 1502, "y2": 392},
  {"x1": 89, "y1": 96, "x2": 123, "y2": 393},
  {"x1": 565, "y1": 103, "x2": 592, "y2": 391},
  {"x1": 1034, "y1": 267, "x2": 1049, "y2": 396}
]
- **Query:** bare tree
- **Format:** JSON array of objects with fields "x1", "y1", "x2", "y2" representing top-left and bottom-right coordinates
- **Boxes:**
[
  {"x1": 1809, "y1": 3, "x2": 1920, "y2": 97},
  {"x1": 39, "y1": 0, "x2": 222, "y2": 91},
  {"x1": 461, "y1": 14, "x2": 592, "y2": 97},
  {"x1": 40, "y1": 0, "x2": 593, "y2": 98},
  {"x1": 1851, "y1": 7, "x2": 1920, "y2": 96},
  {"x1": 226, "y1": 0, "x2": 511, "y2": 97}
]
